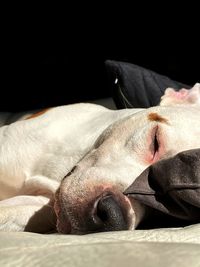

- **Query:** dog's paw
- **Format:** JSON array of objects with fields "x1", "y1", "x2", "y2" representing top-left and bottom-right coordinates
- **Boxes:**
[{"x1": 160, "y1": 83, "x2": 200, "y2": 107}]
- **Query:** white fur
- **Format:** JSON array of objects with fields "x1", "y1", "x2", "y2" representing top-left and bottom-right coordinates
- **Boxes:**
[{"x1": 0, "y1": 83, "x2": 200, "y2": 233}]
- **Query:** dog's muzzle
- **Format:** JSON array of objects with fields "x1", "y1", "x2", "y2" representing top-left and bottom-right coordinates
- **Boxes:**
[{"x1": 54, "y1": 188, "x2": 133, "y2": 234}]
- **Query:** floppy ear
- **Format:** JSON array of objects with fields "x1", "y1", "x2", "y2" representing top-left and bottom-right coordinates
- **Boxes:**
[
  {"x1": 160, "y1": 83, "x2": 200, "y2": 107},
  {"x1": 124, "y1": 148, "x2": 200, "y2": 225}
]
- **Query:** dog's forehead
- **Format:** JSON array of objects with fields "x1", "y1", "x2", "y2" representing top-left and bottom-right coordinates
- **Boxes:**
[
  {"x1": 108, "y1": 107, "x2": 168, "y2": 131},
  {"x1": 114, "y1": 105, "x2": 198, "y2": 127},
  {"x1": 94, "y1": 107, "x2": 159, "y2": 148},
  {"x1": 94, "y1": 105, "x2": 197, "y2": 148}
]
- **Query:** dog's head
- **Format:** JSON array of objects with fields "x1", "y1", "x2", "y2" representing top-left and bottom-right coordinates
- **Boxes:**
[{"x1": 54, "y1": 106, "x2": 200, "y2": 234}]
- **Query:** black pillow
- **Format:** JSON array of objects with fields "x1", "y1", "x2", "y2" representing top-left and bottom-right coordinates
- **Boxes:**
[{"x1": 105, "y1": 60, "x2": 190, "y2": 109}]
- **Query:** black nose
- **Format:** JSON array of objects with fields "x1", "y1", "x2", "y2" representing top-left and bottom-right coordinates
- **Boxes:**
[{"x1": 92, "y1": 194, "x2": 128, "y2": 232}]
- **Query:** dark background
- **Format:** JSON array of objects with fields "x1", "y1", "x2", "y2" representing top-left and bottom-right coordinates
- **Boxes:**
[{"x1": 2, "y1": 15, "x2": 199, "y2": 112}]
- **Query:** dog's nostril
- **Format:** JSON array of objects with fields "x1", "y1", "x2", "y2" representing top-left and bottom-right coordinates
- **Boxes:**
[
  {"x1": 94, "y1": 194, "x2": 128, "y2": 231},
  {"x1": 96, "y1": 195, "x2": 114, "y2": 223}
]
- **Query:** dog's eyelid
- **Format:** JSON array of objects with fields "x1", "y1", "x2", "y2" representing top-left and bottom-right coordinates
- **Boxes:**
[{"x1": 153, "y1": 127, "x2": 159, "y2": 153}]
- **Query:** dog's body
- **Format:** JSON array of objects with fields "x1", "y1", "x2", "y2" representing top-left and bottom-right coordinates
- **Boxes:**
[{"x1": 0, "y1": 83, "x2": 200, "y2": 234}]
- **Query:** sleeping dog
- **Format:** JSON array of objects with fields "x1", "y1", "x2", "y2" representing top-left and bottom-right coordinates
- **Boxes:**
[{"x1": 0, "y1": 83, "x2": 200, "y2": 234}]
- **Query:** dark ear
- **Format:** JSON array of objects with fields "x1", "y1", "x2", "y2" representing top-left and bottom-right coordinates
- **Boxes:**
[
  {"x1": 105, "y1": 60, "x2": 190, "y2": 109},
  {"x1": 124, "y1": 148, "x2": 200, "y2": 226}
]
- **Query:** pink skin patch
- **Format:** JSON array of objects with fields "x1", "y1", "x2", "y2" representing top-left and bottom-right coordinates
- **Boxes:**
[
  {"x1": 163, "y1": 88, "x2": 193, "y2": 103},
  {"x1": 171, "y1": 89, "x2": 188, "y2": 99},
  {"x1": 160, "y1": 86, "x2": 200, "y2": 106}
]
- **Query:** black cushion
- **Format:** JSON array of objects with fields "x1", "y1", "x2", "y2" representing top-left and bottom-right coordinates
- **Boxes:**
[{"x1": 105, "y1": 60, "x2": 190, "y2": 109}]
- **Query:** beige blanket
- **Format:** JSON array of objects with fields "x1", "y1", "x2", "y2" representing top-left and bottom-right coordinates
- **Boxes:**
[{"x1": 0, "y1": 223, "x2": 200, "y2": 267}]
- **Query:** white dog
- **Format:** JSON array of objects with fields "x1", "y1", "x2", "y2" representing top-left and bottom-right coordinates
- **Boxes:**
[{"x1": 0, "y1": 83, "x2": 200, "y2": 234}]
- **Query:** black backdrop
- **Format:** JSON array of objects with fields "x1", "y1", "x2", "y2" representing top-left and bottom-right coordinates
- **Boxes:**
[{"x1": 2, "y1": 22, "x2": 199, "y2": 112}]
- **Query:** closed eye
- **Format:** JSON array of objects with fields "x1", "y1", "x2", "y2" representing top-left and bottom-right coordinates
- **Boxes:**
[
  {"x1": 150, "y1": 126, "x2": 160, "y2": 161},
  {"x1": 153, "y1": 128, "x2": 159, "y2": 156}
]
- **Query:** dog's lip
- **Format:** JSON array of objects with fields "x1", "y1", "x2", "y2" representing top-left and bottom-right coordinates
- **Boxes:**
[
  {"x1": 123, "y1": 195, "x2": 136, "y2": 229},
  {"x1": 56, "y1": 213, "x2": 71, "y2": 234},
  {"x1": 54, "y1": 194, "x2": 71, "y2": 234}
]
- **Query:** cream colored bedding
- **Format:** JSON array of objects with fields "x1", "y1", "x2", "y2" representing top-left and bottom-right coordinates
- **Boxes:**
[{"x1": 0, "y1": 224, "x2": 200, "y2": 267}]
